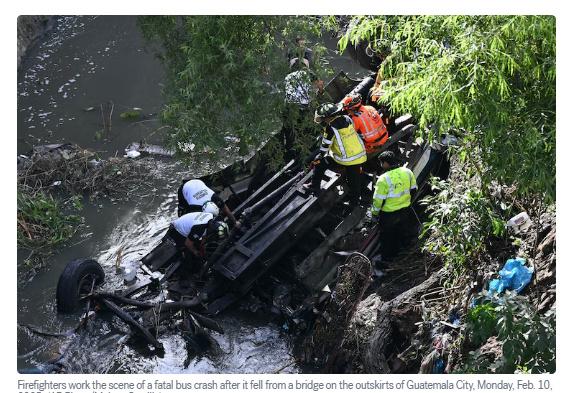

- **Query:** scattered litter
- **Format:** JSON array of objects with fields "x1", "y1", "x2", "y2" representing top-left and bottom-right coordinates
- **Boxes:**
[
  {"x1": 488, "y1": 257, "x2": 533, "y2": 296},
  {"x1": 88, "y1": 159, "x2": 102, "y2": 169},
  {"x1": 441, "y1": 134, "x2": 458, "y2": 146},
  {"x1": 124, "y1": 150, "x2": 141, "y2": 159},
  {"x1": 433, "y1": 358, "x2": 445, "y2": 374},
  {"x1": 439, "y1": 321, "x2": 460, "y2": 329},
  {"x1": 126, "y1": 142, "x2": 175, "y2": 157},
  {"x1": 122, "y1": 264, "x2": 137, "y2": 284},
  {"x1": 506, "y1": 212, "x2": 532, "y2": 234},
  {"x1": 420, "y1": 333, "x2": 451, "y2": 374},
  {"x1": 448, "y1": 308, "x2": 461, "y2": 327},
  {"x1": 52, "y1": 180, "x2": 62, "y2": 186},
  {"x1": 177, "y1": 142, "x2": 195, "y2": 153}
]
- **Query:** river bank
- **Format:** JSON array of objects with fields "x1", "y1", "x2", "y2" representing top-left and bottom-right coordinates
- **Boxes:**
[{"x1": 17, "y1": 16, "x2": 52, "y2": 68}]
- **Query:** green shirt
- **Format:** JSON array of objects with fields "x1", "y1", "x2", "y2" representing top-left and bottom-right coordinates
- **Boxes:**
[{"x1": 371, "y1": 166, "x2": 417, "y2": 215}]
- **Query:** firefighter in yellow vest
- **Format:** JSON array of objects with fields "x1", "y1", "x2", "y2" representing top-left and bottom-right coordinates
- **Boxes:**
[
  {"x1": 309, "y1": 103, "x2": 367, "y2": 206},
  {"x1": 369, "y1": 150, "x2": 418, "y2": 259}
]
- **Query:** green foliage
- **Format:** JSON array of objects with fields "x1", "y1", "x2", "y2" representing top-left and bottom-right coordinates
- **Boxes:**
[
  {"x1": 120, "y1": 110, "x2": 141, "y2": 120},
  {"x1": 420, "y1": 176, "x2": 506, "y2": 273},
  {"x1": 17, "y1": 191, "x2": 82, "y2": 250},
  {"x1": 138, "y1": 16, "x2": 330, "y2": 162},
  {"x1": 462, "y1": 293, "x2": 555, "y2": 373},
  {"x1": 467, "y1": 302, "x2": 498, "y2": 345},
  {"x1": 340, "y1": 16, "x2": 555, "y2": 200}
]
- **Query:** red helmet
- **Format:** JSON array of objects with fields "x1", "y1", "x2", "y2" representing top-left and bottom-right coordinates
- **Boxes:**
[{"x1": 341, "y1": 93, "x2": 362, "y2": 111}]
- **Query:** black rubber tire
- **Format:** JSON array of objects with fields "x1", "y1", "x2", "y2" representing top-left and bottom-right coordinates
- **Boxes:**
[{"x1": 56, "y1": 259, "x2": 105, "y2": 313}]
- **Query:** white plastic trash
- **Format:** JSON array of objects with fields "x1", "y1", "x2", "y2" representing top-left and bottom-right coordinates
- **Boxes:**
[
  {"x1": 124, "y1": 150, "x2": 141, "y2": 158},
  {"x1": 123, "y1": 266, "x2": 137, "y2": 284},
  {"x1": 506, "y1": 212, "x2": 532, "y2": 234},
  {"x1": 441, "y1": 134, "x2": 458, "y2": 146}
]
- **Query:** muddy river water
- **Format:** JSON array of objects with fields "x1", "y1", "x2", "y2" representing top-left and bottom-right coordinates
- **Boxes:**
[{"x1": 16, "y1": 16, "x2": 367, "y2": 373}]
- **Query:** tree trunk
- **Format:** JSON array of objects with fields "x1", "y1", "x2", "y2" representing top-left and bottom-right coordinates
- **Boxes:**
[
  {"x1": 363, "y1": 269, "x2": 443, "y2": 372},
  {"x1": 349, "y1": 269, "x2": 444, "y2": 373},
  {"x1": 305, "y1": 252, "x2": 372, "y2": 371}
]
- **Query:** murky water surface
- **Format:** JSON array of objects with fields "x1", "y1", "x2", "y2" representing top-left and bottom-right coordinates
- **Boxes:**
[
  {"x1": 17, "y1": 16, "x2": 165, "y2": 156},
  {"x1": 17, "y1": 16, "x2": 368, "y2": 373}
]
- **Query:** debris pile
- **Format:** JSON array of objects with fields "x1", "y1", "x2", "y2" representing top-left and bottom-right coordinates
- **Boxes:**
[{"x1": 17, "y1": 143, "x2": 155, "y2": 200}]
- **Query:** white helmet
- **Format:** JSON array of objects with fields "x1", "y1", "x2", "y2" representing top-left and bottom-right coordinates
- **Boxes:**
[{"x1": 202, "y1": 201, "x2": 220, "y2": 216}]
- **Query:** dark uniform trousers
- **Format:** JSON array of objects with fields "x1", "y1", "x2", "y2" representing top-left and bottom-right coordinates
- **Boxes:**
[
  {"x1": 163, "y1": 225, "x2": 204, "y2": 273},
  {"x1": 164, "y1": 225, "x2": 187, "y2": 248},
  {"x1": 312, "y1": 155, "x2": 363, "y2": 205},
  {"x1": 378, "y1": 206, "x2": 416, "y2": 259}
]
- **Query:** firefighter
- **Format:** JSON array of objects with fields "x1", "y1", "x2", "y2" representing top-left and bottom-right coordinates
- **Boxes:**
[
  {"x1": 177, "y1": 179, "x2": 240, "y2": 228},
  {"x1": 163, "y1": 208, "x2": 229, "y2": 270},
  {"x1": 340, "y1": 93, "x2": 388, "y2": 156},
  {"x1": 368, "y1": 150, "x2": 418, "y2": 259},
  {"x1": 308, "y1": 102, "x2": 367, "y2": 206}
]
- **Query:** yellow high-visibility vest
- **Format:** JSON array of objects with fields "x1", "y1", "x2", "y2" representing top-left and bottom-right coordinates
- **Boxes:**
[
  {"x1": 321, "y1": 116, "x2": 367, "y2": 166},
  {"x1": 371, "y1": 166, "x2": 417, "y2": 215}
]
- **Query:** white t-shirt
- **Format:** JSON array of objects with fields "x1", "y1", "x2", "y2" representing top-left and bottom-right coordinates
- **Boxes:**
[
  {"x1": 173, "y1": 212, "x2": 213, "y2": 239},
  {"x1": 182, "y1": 179, "x2": 215, "y2": 207}
]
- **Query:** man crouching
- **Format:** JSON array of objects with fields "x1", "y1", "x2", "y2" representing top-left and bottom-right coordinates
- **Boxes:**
[{"x1": 164, "y1": 202, "x2": 228, "y2": 271}]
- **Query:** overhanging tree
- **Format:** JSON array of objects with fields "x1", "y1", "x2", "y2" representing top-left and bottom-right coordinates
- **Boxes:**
[
  {"x1": 139, "y1": 16, "x2": 329, "y2": 162},
  {"x1": 340, "y1": 15, "x2": 555, "y2": 200}
]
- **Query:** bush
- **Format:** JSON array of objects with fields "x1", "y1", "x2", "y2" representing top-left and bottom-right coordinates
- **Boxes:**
[
  {"x1": 419, "y1": 176, "x2": 507, "y2": 275},
  {"x1": 462, "y1": 292, "x2": 556, "y2": 373},
  {"x1": 467, "y1": 302, "x2": 498, "y2": 346},
  {"x1": 17, "y1": 190, "x2": 82, "y2": 250}
]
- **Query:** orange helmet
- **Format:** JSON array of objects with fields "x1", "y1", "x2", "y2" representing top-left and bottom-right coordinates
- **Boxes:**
[{"x1": 341, "y1": 93, "x2": 362, "y2": 111}]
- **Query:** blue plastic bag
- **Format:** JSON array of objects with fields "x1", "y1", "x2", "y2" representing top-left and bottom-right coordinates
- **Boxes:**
[
  {"x1": 432, "y1": 358, "x2": 445, "y2": 374},
  {"x1": 488, "y1": 257, "x2": 533, "y2": 295}
]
